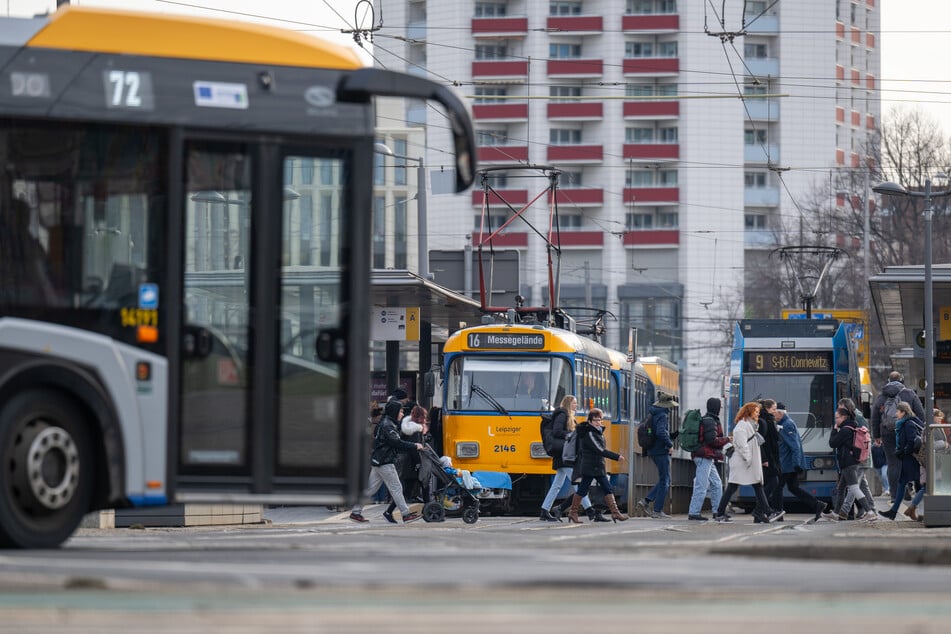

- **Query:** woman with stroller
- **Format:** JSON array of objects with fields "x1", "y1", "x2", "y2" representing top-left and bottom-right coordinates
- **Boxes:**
[
  {"x1": 383, "y1": 405, "x2": 430, "y2": 524},
  {"x1": 567, "y1": 408, "x2": 628, "y2": 523},
  {"x1": 538, "y1": 395, "x2": 606, "y2": 522}
]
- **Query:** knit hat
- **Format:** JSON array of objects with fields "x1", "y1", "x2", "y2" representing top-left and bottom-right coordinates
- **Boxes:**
[
  {"x1": 389, "y1": 388, "x2": 408, "y2": 401},
  {"x1": 706, "y1": 397, "x2": 721, "y2": 416},
  {"x1": 653, "y1": 392, "x2": 679, "y2": 408}
]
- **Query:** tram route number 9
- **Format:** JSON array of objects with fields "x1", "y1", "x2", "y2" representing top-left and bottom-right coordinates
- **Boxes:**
[{"x1": 494, "y1": 444, "x2": 516, "y2": 453}]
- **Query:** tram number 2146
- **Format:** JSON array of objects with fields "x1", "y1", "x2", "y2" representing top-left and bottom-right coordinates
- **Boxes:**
[{"x1": 494, "y1": 444, "x2": 516, "y2": 453}]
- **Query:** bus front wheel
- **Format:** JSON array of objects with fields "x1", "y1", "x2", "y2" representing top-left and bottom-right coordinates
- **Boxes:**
[{"x1": 0, "y1": 390, "x2": 95, "y2": 548}]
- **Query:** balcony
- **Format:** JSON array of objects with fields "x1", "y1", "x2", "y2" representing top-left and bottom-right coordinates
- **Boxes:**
[
  {"x1": 471, "y1": 16, "x2": 528, "y2": 38},
  {"x1": 744, "y1": 57, "x2": 779, "y2": 77},
  {"x1": 407, "y1": 21, "x2": 426, "y2": 40},
  {"x1": 472, "y1": 189, "x2": 529, "y2": 207},
  {"x1": 744, "y1": 187, "x2": 780, "y2": 206},
  {"x1": 746, "y1": 100, "x2": 779, "y2": 121},
  {"x1": 472, "y1": 60, "x2": 529, "y2": 81},
  {"x1": 622, "y1": 230, "x2": 680, "y2": 246},
  {"x1": 547, "y1": 59, "x2": 603, "y2": 78},
  {"x1": 546, "y1": 145, "x2": 603, "y2": 163},
  {"x1": 623, "y1": 144, "x2": 679, "y2": 161},
  {"x1": 621, "y1": 14, "x2": 679, "y2": 33},
  {"x1": 473, "y1": 231, "x2": 528, "y2": 248},
  {"x1": 623, "y1": 187, "x2": 679, "y2": 204},
  {"x1": 556, "y1": 231, "x2": 604, "y2": 247},
  {"x1": 744, "y1": 14, "x2": 778, "y2": 34},
  {"x1": 472, "y1": 103, "x2": 529, "y2": 122},
  {"x1": 745, "y1": 229, "x2": 779, "y2": 248},
  {"x1": 553, "y1": 188, "x2": 604, "y2": 206},
  {"x1": 744, "y1": 144, "x2": 780, "y2": 164},
  {"x1": 623, "y1": 101, "x2": 679, "y2": 118},
  {"x1": 478, "y1": 145, "x2": 529, "y2": 163},
  {"x1": 622, "y1": 58, "x2": 679, "y2": 76},
  {"x1": 547, "y1": 15, "x2": 603, "y2": 35},
  {"x1": 547, "y1": 102, "x2": 603, "y2": 120}
]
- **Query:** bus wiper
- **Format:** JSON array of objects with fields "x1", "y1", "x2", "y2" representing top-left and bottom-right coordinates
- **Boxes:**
[{"x1": 471, "y1": 383, "x2": 509, "y2": 416}]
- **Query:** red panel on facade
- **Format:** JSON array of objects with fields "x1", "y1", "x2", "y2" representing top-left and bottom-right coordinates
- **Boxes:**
[
  {"x1": 866, "y1": 114, "x2": 875, "y2": 129},
  {"x1": 473, "y1": 231, "x2": 528, "y2": 248},
  {"x1": 623, "y1": 144, "x2": 679, "y2": 160},
  {"x1": 547, "y1": 59, "x2": 603, "y2": 76},
  {"x1": 622, "y1": 230, "x2": 680, "y2": 246},
  {"x1": 851, "y1": 27, "x2": 861, "y2": 44},
  {"x1": 851, "y1": 111, "x2": 861, "y2": 126},
  {"x1": 835, "y1": 22, "x2": 845, "y2": 39},
  {"x1": 866, "y1": 32, "x2": 875, "y2": 48},
  {"x1": 478, "y1": 146, "x2": 529, "y2": 162},
  {"x1": 621, "y1": 14, "x2": 679, "y2": 31},
  {"x1": 546, "y1": 145, "x2": 603, "y2": 161},
  {"x1": 836, "y1": 65, "x2": 844, "y2": 80},
  {"x1": 836, "y1": 149, "x2": 845, "y2": 165},
  {"x1": 547, "y1": 102, "x2": 603, "y2": 119},
  {"x1": 623, "y1": 101, "x2": 679, "y2": 117},
  {"x1": 472, "y1": 61, "x2": 530, "y2": 77},
  {"x1": 866, "y1": 75, "x2": 875, "y2": 90},
  {"x1": 557, "y1": 231, "x2": 604, "y2": 246},
  {"x1": 623, "y1": 188, "x2": 679, "y2": 203},
  {"x1": 472, "y1": 189, "x2": 529, "y2": 207},
  {"x1": 471, "y1": 17, "x2": 528, "y2": 35},
  {"x1": 547, "y1": 16, "x2": 602, "y2": 32},
  {"x1": 622, "y1": 58, "x2": 679, "y2": 74},
  {"x1": 473, "y1": 103, "x2": 529, "y2": 120},
  {"x1": 835, "y1": 106, "x2": 845, "y2": 122},
  {"x1": 553, "y1": 188, "x2": 604, "y2": 205}
]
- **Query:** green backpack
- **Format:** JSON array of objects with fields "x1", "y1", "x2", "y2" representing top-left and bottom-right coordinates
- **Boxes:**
[{"x1": 679, "y1": 409, "x2": 703, "y2": 453}]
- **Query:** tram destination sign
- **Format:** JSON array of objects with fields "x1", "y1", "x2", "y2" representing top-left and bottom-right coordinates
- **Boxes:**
[
  {"x1": 467, "y1": 332, "x2": 545, "y2": 350},
  {"x1": 744, "y1": 350, "x2": 833, "y2": 373}
]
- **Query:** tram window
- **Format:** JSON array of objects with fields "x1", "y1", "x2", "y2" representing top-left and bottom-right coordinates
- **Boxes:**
[{"x1": 448, "y1": 356, "x2": 571, "y2": 412}]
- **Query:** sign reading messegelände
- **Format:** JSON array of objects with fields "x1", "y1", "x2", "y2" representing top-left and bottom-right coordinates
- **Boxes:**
[{"x1": 467, "y1": 332, "x2": 545, "y2": 350}]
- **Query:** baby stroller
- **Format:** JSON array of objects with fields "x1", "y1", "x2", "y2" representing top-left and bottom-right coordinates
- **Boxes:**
[{"x1": 418, "y1": 445, "x2": 481, "y2": 524}]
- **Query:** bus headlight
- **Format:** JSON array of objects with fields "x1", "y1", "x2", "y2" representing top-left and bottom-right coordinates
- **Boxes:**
[
  {"x1": 456, "y1": 442, "x2": 479, "y2": 458},
  {"x1": 811, "y1": 457, "x2": 836, "y2": 470},
  {"x1": 530, "y1": 442, "x2": 548, "y2": 459}
]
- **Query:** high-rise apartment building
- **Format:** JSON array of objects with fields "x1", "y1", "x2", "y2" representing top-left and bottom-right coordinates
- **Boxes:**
[{"x1": 372, "y1": 0, "x2": 880, "y2": 407}]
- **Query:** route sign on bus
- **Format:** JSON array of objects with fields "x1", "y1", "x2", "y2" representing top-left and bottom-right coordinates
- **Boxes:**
[{"x1": 782, "y1": 309, "x2": 868, "y2": 367}]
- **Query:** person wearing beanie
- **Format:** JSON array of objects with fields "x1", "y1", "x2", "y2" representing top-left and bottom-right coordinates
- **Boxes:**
[{"x1": 688, "y1": 397, "x2": 730, "y2": 521}]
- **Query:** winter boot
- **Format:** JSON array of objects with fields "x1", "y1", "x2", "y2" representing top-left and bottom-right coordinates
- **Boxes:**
[
  {"x1": 586, "y1": 506, "x2": 611, "y2": 523},
  {"x1": 567, "y1": 494, "x2": 584, "y2": 524},
  {"x1": 604, "y1": 493, "x2": 629, "y2": 522}
]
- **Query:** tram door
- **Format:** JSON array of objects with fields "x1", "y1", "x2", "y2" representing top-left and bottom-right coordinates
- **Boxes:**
[{"x1": 177, "y1": 139, "x2": 353, "y2": 497}]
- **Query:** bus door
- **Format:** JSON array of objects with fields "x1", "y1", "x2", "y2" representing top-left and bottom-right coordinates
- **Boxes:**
[{"x1": 174, "y1": 138, "x2": 364, "y2": 501}]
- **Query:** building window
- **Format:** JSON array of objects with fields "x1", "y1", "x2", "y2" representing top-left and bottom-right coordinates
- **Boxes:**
[
  {"x1": 484, "y1": 173, "x2": 508, "y2": 188},
  {"x1": 550, "y1": 1, "x2": 582, "y2": 15},
  {"x1": 318, "y1": 193, "x2": 333, "y2": 267},
  {"x1": 474, "y1": 86, "x2": 508, "y2": 103},
  {"x1": 394, "y1": 195, "x2": 407, "y2": 269},
  {"x1": 659, "y1": 127, "x2": 678, "y2": 143},
  {"x1": 558, "y1": 213, "x2": 583, "y2": 229},
  {"x1": 657, "y1": 211, "x2": 678, "y2": 228},
  {"x1": 550, "y1": 85, "x2": 582, "y2": 102},
  {"x1": 744, "y1": 82, "x2": 768, "y2": 96},
  {"x1": 625, "y1": 83, "x2": 678, "y2": 99},
  {"x1": 626, "y1": 212, "x2": 653, "y2": 229},
  {"x1": 476, "y1": 44, "x2": 508, "y2": 59},
  {"x1": 744, "y1": 43, "x2": 767, "y2": 58},
  {"x1": 372, "y1": 196, "x2": 385, "y2": 269},
  {"x1": 744, "y1": 128, "x2": 768, "y2": 145},
  {"x1": 745, "y1": 213, "x2": 767, "y2": 229},
  {"x1": 299, "y1": 194, "x2": 312, "y2": 266},
  {"x1": 744, "y1": 1, "x2": 767, "y2": 19},
  {"x1": 625, "y1": 41, "x2": 653, "y2": 58},
  {"x1": 559, "y1": 170, "x2": 583, "y2": 186},
  {"x1": 475, "y1": 2, "x2": 507, "y2": 16},
  {"x1": 657, "y1": 170, "x2": 677, "y2": 186},
  {"x1": 374, "y1": 139, "x2": 385, "y2": 186},
  {"x1": 549, "y1": 43, "x2": 582, "y2": 59},
  {"x1": 550, "y1": 128, "x2": 582, "y2": 144},
  {"x1": 475, "y1": 212, "x2": 509, "y2": 230},
  {"x1": 626, "y1": 127, "x2": 655, "y2": 143},
  {"x1": 627, "y1": 0, "x2": 677, "y2": 13},
  {"x1": 477, "y1": 129, "x2": 509, "y2": 146},
  {"x1": 744, "y1": 171, "x2": 767, "y2": 188},
  {"x1": 658, "y1": 41, "x2": 678, "y2": 57},
  {"x1": 626, "y1": 170, "x2": 655, "y2": 187}
]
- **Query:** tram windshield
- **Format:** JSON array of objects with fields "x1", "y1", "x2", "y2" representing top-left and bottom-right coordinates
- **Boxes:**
[
  {"x1": 742, "y1": 374, "x2": 835, "y2": 453},
  {"x1": 447, "y1": 356, "x2": 572, "y2": 413}
]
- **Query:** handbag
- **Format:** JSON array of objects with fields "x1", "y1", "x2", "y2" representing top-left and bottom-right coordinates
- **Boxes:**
[{"x1": 754, "y1": 432, "x2": 766, "y2": 446}]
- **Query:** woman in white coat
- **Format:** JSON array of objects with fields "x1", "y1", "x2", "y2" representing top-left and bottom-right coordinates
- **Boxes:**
[{"x1": 713, "y1": 401, "x2": 785, "y2": 523}]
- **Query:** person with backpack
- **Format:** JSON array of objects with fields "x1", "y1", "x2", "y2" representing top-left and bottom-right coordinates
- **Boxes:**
[
  {"x1": 774, "y1": 402, "x2": 836, "y2": 522},
  {"x1": 879, "y1": 401, "x2": 925, "y2": 520},
  {"x1": 903, "y1": 408, "x2": 949, "y2": 521},
  {"x1": 871, "y1": 371, "x2": 924, "y2": 504},
  {"x1": 636, "y1": 392, "x2": 678, "y2": 519},
  {"x1": 687, "y1": 397, "x2": 730, "y2": 521},
  {"x1": 833, "y1": 398, "x2": 877, "y2": 519},
  {"x1": 829, "y1": 406, "x2": 876, "y2": 521},
  {"x1": 539, "y1": 395, "x2": 604, "y2": 523},
  {"x1": 567, "y1": 408, "x2": 628, "y2": 523}
]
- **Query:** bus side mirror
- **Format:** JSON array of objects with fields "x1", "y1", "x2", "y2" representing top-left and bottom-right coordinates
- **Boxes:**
[
  {"x1": 423, "y1": 370, "x2": 436, "y2": 398},
  {"x1": 316, "y1": 328, "x2": 346, "y2": 363},
  {"x1": 183, "y1": 325, "x2": 213, "y2": 358}
]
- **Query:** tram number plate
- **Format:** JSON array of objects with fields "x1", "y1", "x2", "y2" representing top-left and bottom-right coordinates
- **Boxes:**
[{"x1": 493, "y1": 444, "x2": 516, "y2": 453}]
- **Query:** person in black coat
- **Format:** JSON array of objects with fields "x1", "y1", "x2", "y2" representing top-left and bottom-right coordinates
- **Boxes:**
[
  {"x1": 829, "y1": 406, "x2": 875, "y2": 520},
  {"x1": 879, "y1": 401, "x2": 925, "y2": 520},
  {"x1": 758, "y1": 399, "x2": 784, "y2": 514},
  {"x1": 566, "y1": 408, "x2": 628, "y2": 523},
  {"x1": 539, "y1": 395, "x2": 602, "y2": 522}
]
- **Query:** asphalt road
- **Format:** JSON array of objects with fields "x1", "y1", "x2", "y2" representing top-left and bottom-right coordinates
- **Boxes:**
[{"x1": 0, "y1": 504, "x2": 948, "y2": 632}]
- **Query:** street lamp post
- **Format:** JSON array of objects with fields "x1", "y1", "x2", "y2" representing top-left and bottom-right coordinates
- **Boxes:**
[
  {"x1": 872, "y1": 178, "x2": 951, "y2": 496},
  {"x1": 374, "y1": 143, "x2": 429, "y2": 280}
]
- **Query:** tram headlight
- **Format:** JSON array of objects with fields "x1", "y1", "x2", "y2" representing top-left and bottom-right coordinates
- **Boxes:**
[
  {"x1": 456, "y1": 442, "x2": 479, "y2": 458},
  {"x1": 811, "y1": 457, "x2": 836, "y2": 470},
  {"x1": 529, "y1": 442, "x2": 548, "y2": 459}
]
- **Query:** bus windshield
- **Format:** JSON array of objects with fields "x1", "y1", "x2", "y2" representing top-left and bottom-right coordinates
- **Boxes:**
[
  {"x1": 742, "y1": 374, "x2": 835, "y2": 453},
  {"x1": 447, "y1": 356, "x2": 572, "y2": 413}
]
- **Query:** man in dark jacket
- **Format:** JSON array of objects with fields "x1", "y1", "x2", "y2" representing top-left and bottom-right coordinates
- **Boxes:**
[
  {"x1": 758, "y1": 399, "x2": 784, "y2": 514},
  {"x1": 637, "y1": 392, "x2": 678, "y2": 519},
  {"x1": 830, "y1": 406, "x2": 875, "y2": 521},
  {"x1": 687, "y1": 397, "x2": 730, "y2": 521},
  {"x1": 774, "y1": 402, "x2": 834, "y2": 522},
  {"x1": 350, "y1": 399, "x2": 423, "y2": 524},
  {"x1": 870, "y1": 372, "x2": 924, "y2": 503}
]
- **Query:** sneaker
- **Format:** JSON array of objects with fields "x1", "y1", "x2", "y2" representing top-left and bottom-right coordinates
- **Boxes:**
[
  {"x1": 382, "y1": 510, "x2": 398, "y2": 524},
  {"x1": 687, "y1": 514, "x2": 709, "y2": 521},
  {"x1": 837, "y1": 512, "x2": 849, "y2": 521},
  {"x1": 348, "y1": 512, "x2": 368, "y2": 523},
  {"x1": 821, "y1": 509, "x2": 839, "y2": 521},
  {"x1": 402, "y1": 511, "x2": 422, "y2": 524},
  {"x1": 635, "y1": 499, "x2": 649, "y2": 515},
  {"x1": 766, "y1": 510, "x2": 785, "y2": 523},
  {"x1": 650, "y1": 511, "x2": 673, "y2": 519},
  {"x1": 861, "y1": 511, "x2": 878, "y2": 522},
  {"x1": 878, "y1": 509, "x2": 897, "y2": 520},
  {"x1": 713, "y1": 514, "x2": 732, "y2": 523}
]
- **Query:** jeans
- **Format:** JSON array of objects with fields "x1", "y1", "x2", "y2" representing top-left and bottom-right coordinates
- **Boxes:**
[
  {"x1": 688, "y1": 457, "x2": 722, "y2": 516},
  {"x1": 836, "y1": 464, "x2": 871, "y2": 515},
  {"x1": 645, "y1": 454, "x2": 671, "y2": 512},
  {"x1": 353, "y1": 463, "x2": 410, "y2": 516},
  {"x1": 883, "y1": 436, "x2": 901, "y2": 500},
  {"x1": 879, "y1": 465, "x2": 890, "y2": 494},
  {"x1": 541, "y1": 467, "x2": 592, "y2": 511},
  {"x1": 576, "y1": 474, "x2": 614, "y2": 498}
]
